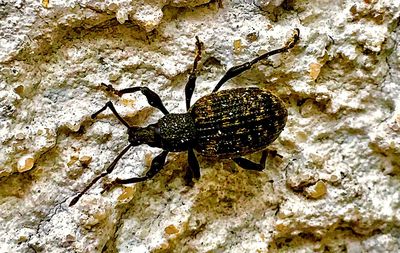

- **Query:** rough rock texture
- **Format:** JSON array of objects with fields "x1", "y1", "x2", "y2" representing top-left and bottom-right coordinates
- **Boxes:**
[{"x1": 1, "y1": 0, "x2": 399, "y2": 252}]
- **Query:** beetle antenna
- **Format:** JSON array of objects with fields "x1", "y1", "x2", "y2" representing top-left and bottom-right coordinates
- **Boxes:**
[{"x1": 69, "y1": 144, "x2": 133, "y2": 206}]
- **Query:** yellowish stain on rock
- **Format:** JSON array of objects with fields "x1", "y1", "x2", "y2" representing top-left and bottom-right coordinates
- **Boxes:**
[
  {"x1": 310, "y1": 63, "x2": 322, "y2": 80},
  {"x1": 67, "y1": 155, "x2": 79, "y2": 167},
  {"x1": 164, "y1": 224, "x2": 179, "y2": 235},
  {"x1": 42, "y1": 0, "x2": 49, "y2": 8},
  {"x1": 117, "y1": 186, "x2": 136, "y2": 202},
  {"x1": 306, "y1": 180, "x2": 327, "y2": 199},
  {"x1": 17, "y1": 155, "x2": 35, "y2": 172},
  {"x1": 233, "y1": 39, "x2": 242, "y2": 54},
  {"x1": 120, "y1": 98, "x2": 135, "y2": 107},
  {"x1": 79, "y1": 155, "x2": 92, "y2": 167}
]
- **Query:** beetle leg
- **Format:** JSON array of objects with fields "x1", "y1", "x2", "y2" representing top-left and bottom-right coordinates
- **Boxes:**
[
  {"x1": 69, "y1": 143, "x2": 133, "y2": 206},
  {"x1": 106, "y1": 150, "x2": 169, "y2": 188},
  {"x1": 185, "y1": 36, "x2": 203, "y2": 111},
  {"x1": 91, "y1": 101, "x2": 131, "y2": 128},
  {"x1": 184, "y1": 149, "x2": 201, "y2": 185},
  {"x1": 232, "y1": 150, "x2": 268, "y2": 171},
  {"x1": 101, "y1": 83, "x2": 169, "y2": 115},
  {"x1": 188, "y1": 148, "x2": 201, "y2": 179},
  {"x1": 185, "y1": 73, "x2": 197, "y2": 112},
  {"x1": 212, "y1": 28, "x2": 300, "y2": 92}
]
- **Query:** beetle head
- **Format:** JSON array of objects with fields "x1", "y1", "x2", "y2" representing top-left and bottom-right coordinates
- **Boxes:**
[{"x1": 127, "y1": 125, "x2": 160, "y2": 147}]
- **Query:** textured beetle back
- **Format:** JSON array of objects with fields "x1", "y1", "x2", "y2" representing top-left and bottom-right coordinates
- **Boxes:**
[
  {"x1": 189, "y1": 87, "x2": 287, "y2": 158},
  {"x1": 158, "y1": 113, "x2": 197, "y2": 152}
]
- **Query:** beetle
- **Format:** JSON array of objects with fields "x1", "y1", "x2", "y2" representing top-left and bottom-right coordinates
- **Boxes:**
[{"x1": 70, "y1": 28, "x2": 300, "y2": 206}]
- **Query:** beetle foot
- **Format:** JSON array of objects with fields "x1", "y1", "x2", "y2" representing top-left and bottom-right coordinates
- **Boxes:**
[
  {"x1": 183, "y1": 169, "x2": 195, "y2": 187},
  {"x1": 267, "y1": 149, "x2": 283, "y2": 158},
  {"x1": 285, "y1": 28, "x2": 300, "y2": 49},
  {"x1": 101, "y1": 179, "x2": 119, "y2": 194},
  {"x1": 101, "y1": 83, "x2": 122, "y2": 97}
]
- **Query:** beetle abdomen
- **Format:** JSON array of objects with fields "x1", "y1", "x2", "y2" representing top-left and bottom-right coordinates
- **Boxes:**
[{"x1": 189, "y1": 87, "x2": 287, "y2": 158}]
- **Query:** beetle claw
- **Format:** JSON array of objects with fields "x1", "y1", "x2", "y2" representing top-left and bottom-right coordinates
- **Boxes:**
[
  {"x1": 101, "y1": 83, "x2": 122, "y2": 97},
  {"x1": 101, "y1": 180, "x2": 118, "y2": 194},
  {"x1": 285, "y1": 28, "x2": 300, "y2": 49}
]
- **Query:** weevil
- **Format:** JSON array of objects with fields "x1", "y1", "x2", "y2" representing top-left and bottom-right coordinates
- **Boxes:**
[{"x1": 70, "y1": 28, "x2": 300, "y2": 206}]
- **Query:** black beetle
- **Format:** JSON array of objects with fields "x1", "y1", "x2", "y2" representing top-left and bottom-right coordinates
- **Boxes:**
[{"x1": 70, "y1": 29, "x2": 300, "y2": 206}]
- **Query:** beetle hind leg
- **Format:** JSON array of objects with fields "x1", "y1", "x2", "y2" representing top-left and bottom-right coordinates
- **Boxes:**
[
  {"x1": 185, "y1": 36, "x2": 203, "y2": 111},
  {"x1": 212, "y1": 28, "x2": 300, "y2": 93},
  {"x1": 184, "y1": 149, "x2": 201, "y2": 185},
  {"x1": 232, "y1": 150, "x2": 268, "y2": 171}
]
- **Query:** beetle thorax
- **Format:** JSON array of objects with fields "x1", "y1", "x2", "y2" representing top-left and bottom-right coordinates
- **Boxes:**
[{"x1": 158, "y1": 113, "x2": 196, "y2": 152}]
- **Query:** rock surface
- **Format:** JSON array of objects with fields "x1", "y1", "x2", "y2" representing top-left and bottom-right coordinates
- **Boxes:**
[{"x1": 0, "y1": 0, "x2": 399, "y2": 252}]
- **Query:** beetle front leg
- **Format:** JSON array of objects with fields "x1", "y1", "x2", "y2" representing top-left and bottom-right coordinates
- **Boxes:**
[
  {"x1": 105, "y1": 150, "x2": 169, "y2": 190},
  {"x1": 101, "y1": 83, "x2": 169, "y2": 115},
  {"x1": 69, "y1": 143, "x2": 133, "y2": 206},
  {"x1": 185, "y1": 36, "x2": 203, "y2": 111},
  {"x1": 212, "y1": 28, "x2": 300, "y2": 92},
  {"x1": 232, "y1": 150, "x2": 268, "y2": 171}
]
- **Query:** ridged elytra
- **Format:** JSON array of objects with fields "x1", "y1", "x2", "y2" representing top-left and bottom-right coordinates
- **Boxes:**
[{"x1": 190, "y1": 87, "x2": 287, "y2": 158}]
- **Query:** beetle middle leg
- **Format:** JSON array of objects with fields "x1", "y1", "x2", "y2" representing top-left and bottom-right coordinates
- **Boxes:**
[
  {"x1": 212, "y1": 28, "x2": 300, "y2": 92},
  {"x1": 232, "y1": 150, "x2": 268, "y2": 171},
  {"x1": 184, "y1": 148, "x2": 200, "y2": 184},
  {"x1": 185, "y1": 36, "x2": 203, "y2": 111}
]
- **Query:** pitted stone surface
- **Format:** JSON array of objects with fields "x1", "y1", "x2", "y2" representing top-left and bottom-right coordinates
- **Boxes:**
[{"x1": 0, "y1": 1, "x2": 399, "y2": 252}]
